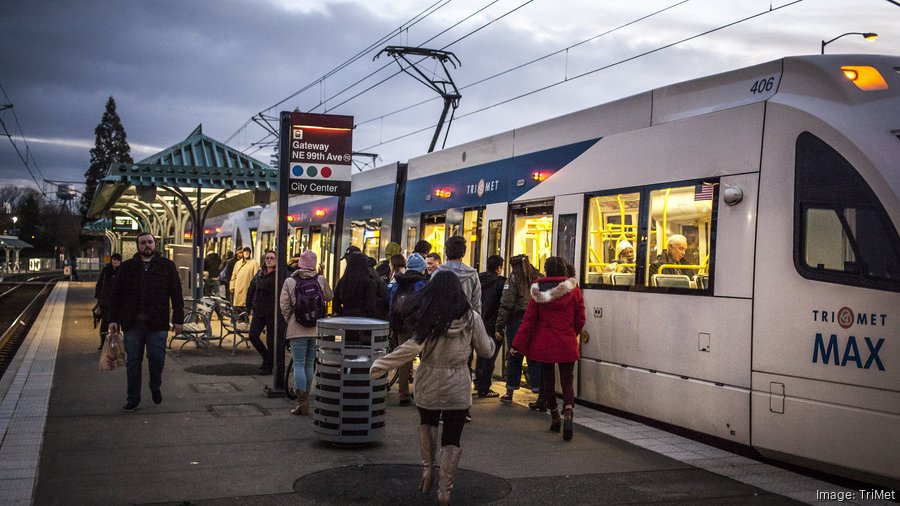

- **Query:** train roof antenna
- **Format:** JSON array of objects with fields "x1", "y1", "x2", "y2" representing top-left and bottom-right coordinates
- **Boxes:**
[{"x1": 375, "y1": 46, "x2": 461, "y2": 153}]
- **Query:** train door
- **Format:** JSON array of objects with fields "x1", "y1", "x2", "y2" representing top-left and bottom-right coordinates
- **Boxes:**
[
  {"x1": 309, "y1": 224, "x2": 335, "y2": 282},
  {"x1": 508, "y1": 200, "x2": 554, "y2": 273},
  {"x1": 446, "y1": 208, "x2": 483, "y2": 270},
  {"x1": 421, "y1": 212, "x2": 447, "y2": 259}
]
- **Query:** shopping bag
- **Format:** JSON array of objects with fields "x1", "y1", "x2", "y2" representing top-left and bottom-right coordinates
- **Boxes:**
[{"x1": 99, "y1": 331, "x2": 127, "y2": 370}]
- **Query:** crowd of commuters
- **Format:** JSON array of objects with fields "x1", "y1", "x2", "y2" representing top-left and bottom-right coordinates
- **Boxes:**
[{"x1": 98, "y1": 229, "x2": 595, "y2": 504}]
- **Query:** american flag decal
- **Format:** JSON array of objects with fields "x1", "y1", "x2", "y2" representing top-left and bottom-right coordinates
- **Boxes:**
[{"x1": 694, "y1": 183, "x2": 715, "y2": 201}]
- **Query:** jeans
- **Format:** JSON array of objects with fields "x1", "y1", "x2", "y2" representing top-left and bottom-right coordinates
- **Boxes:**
[
  {"x1": 504, "y1": 314, "x2": 542, "y2": 391},
  {"x1": 474, "y1": 336, "x2": 502, "y2": 394},
  {"x1": 123, "y1": 323, "x2": 168, "y2": 405},
  {"x1": 540, "y1": 362, "x2": 576, "y2": 412},
  {"x1": 290, "y1": 338, "x2": 316, "y2": 392}
]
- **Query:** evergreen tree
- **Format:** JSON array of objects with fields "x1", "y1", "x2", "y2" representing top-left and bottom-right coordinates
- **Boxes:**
[{"x1": 80, "y1": 97, "x2": 133, "y2": 216}]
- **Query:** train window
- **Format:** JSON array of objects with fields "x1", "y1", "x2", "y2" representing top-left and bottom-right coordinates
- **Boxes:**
[
  {"x1": 461, "y1": 209, "x2": 483, "y2": 270},
  {"x1": 795, "y1": 132, "x2": 900, "y2": 291},
  {"x1": 406, "y1": 226, "x2": 418, "y2": 254},
  {"x1": 350, "y1": 218, "x2": 382, "y2": 260},
  {"x1": 585, "y1": 192, "x2": 640, "y2": 285},
  {"x1": 486, "y1": 220, "x2": 502, "y2": 258},
  {"x1": 645, "y1": 184, "x2": 715, "y2": 289},
  {"x1": 422, "y1": 212, "x2": 446, "y2": 259},
  {"x1": 509, "y1": 201, "x2": 553, "y2": 273}
]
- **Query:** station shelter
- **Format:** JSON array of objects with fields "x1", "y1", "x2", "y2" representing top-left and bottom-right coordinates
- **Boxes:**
[
  {"x1": 0, "y1": 235, "x2": 32, "y2": 273},
  {"x1": 86, "y1": 125, "x2": 277, "y2": 301}
]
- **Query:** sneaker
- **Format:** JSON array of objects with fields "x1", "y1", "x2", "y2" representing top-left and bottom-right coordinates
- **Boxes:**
[
  {"x1": 477, "y1": 391, "x2": 500, "y2": 398},
  {"x1": 120, "y1": 402, "x2": 139, "y2": 412},
  {"x1": 499, "y1": 393, "x2": 513, "y2": 404},
  {"x1": 151, "y1": 390, "x2": 162, "y2": 404}
]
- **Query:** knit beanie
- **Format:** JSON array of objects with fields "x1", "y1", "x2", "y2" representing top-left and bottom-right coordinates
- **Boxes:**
[
  {"x1": 384, "y1": 242, "x2": 402, "y2": 258},
  {"x1": 616, "y1": 240, "x2": 634, "y2": 258},
  {"x1": 406, "y1": 253, "x2": 426, "y2": 273},
  {"x1": 299, "y1": 250, "x2": 318, "y2": 271}
]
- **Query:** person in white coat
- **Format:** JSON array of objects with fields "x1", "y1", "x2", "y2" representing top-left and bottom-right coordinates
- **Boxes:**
[{"x1": 371, "y1": 270, "x2": 494, "y2": 505}]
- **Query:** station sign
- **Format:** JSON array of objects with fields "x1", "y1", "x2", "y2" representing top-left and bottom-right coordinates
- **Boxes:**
[{"x1": 285, "y1": 112, "x2": 353, "y2": 196}]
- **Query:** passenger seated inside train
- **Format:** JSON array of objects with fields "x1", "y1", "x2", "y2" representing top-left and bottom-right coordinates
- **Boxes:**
[
  {"x1": 604, "y1": 240, "x2": 635, "y2": 274},
  {"x1": 649, "y1": 234, "x2": 690, "y2": 276}
]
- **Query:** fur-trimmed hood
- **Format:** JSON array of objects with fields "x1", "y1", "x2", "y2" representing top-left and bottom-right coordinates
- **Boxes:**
[{"x1": 530, "y1": 277, "x2": 577, "y2": 303}]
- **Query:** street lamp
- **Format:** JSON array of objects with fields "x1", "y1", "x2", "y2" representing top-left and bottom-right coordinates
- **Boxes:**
[
  {"x1": 821, "y1": 32, "x2": 878, "y2": 54},
  {"x1": 11, "y1": 216, "x2": 17, "y2": 236}
]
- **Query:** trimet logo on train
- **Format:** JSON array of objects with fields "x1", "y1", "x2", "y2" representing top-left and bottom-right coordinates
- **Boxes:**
[
  {"x1": 811, "y1": 307, "x2": 887, "y2": 371},
  {"x1": 467, "y1": 178, "x2": 499, "y2": 197}
]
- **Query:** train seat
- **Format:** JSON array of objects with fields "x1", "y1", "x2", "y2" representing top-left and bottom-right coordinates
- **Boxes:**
[
  {"x1": 651, "y1": 274, "x2": 691, "y2": 288},
  {"x1": 610, "y1": 273, "x2": 635, "y2": 286}
]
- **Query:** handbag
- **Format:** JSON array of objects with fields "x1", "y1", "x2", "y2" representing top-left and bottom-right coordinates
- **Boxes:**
[
  {"x1": 91, "y1": 303, "x2": 102, "y2": 329},
  {"x1": 99, "y1": 330, "x2": 127, "y2": 370}
]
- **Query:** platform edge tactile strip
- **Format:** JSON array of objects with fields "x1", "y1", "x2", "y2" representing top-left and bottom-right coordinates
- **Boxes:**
[{"x1": 0, "y1": 283, "x2": 67, "y2": 504}]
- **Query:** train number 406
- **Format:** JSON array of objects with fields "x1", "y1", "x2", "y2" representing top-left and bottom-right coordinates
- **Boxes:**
[{"x1": 750, "y1": 77, "x2": 775, "y2": 94}]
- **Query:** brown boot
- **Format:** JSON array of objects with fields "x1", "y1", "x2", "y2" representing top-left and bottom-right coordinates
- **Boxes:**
[
  {"x1": 437, "y1": 445, "x2": 462, "y2": 505},
  {"x1": 417, "y1": 424, "x2": 438, "y2": 493},
  {"x1": 291, "y1": 391, "x2": 309, "y2": 416},
  {"x1": 549, "y1": 409, "x2": 561, "y2": 433}
]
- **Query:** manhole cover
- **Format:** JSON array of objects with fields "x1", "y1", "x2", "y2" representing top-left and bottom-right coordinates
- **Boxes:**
[
  {"x1": 293, "y1": 464, "x2": 511, "y2": 505},
  {"x1": 189, "y1": 382, "x2": 240, "y2": 393},
  {"x1": 207, "y1": 403, "x2": 269, "y2": 417},
  {"x1": 184, "y1": 363, "x2": 261, "y2": 376}
]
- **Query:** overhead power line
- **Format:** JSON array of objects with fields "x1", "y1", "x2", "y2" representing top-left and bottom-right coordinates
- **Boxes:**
[
  {"x1": 0, "y1": 81, "x2": 46, "y2": 193},
  {"x1": 360, "y1": 0, "x2": 805, "y2": 152}
]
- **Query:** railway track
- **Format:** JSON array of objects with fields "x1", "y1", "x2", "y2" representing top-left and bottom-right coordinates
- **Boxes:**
[{"x1": 0, "y1": 274, "x2": 62, "y2": 379}]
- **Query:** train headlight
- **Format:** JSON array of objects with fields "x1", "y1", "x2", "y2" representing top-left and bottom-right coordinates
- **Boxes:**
[{"x1": 841, "y1": 66, "x2": 888, "y2": 91}]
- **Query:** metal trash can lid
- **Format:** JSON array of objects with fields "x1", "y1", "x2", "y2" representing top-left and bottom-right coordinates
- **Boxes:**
[{"x1": 317, "y1": 316, "x2": 389, "y2": 331}]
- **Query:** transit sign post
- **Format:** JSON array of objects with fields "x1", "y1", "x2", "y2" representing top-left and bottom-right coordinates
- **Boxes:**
[{"x1": 285, "y1": 112, "x2": 353, "y2": 197}]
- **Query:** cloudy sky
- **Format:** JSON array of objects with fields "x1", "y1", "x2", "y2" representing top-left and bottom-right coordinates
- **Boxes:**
[{"x1": 1, "y1": 0, "x2": 897, "y2": 198}]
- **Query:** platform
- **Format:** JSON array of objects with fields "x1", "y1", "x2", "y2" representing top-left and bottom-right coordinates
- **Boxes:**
[{"x1": 0, "y1": 283, "x2": 892, "y2": 505}]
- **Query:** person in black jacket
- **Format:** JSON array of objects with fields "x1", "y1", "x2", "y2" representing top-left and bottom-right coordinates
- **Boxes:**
[
  {"x1": 474, "y1": 255, "x2": 505, "y2": 398},
  {"x1": 108, "y1": 233, "x2": 184, "y2": 412},
  {"x1": 245, "y1": 250, "x2": 287, "y2": 374},
  {"x1": 94, "y1": 253, "x2": 122, "y2": 350},
  {"x1": 334, "y1": 252, "x2": 381, "y2": 318}
]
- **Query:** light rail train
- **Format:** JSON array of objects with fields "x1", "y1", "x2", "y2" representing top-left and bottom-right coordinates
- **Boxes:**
[{"x1": 205, "y1": 55, "x2": 900, "y2": 487}]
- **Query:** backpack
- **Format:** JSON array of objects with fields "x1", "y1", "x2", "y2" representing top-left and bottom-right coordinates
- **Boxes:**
[{"x1": 294, "y1": 276, "x2": 325, "y2": 327}]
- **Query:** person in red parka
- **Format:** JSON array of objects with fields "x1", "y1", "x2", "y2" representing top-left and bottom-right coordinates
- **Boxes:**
[{"x1": 511, "y1": 256, "x2": 586, "y2": 441}]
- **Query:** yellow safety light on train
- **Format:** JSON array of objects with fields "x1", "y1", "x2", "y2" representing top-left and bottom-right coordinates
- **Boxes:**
[
  {"x1": 286, "y1": 214, "x2": 296, "y2": 222},
  {"x1": 215, "y1": 227, "x2": 221, "y2": 233},
  {"x1": 314, "y1": 209, "x2": 326, "y2": 217},
  {"x1": 841, "y1": 66, "x2": 888, "y2": 91},
  {"x1": 434, "y1": 189, "x2": 452, "y2": 198},
  {"x1": 184, "y1": 232, "x2": 192, "y2": 240},
  {"x1": 532, "y1": 171, "x2": 547, "y2": 182}
]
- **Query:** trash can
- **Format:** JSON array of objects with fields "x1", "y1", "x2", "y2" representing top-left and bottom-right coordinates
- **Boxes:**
[{"x1": 312, "y1": 316, "x2": 390, "y2": 444}]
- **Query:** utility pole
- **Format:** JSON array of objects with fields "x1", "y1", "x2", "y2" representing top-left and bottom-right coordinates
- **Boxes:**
[{"x1": 375, "y1": 47, "x2": 461, "y2": 153}]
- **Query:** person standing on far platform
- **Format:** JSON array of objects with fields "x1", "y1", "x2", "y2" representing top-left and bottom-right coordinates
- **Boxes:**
[
  {"x1": 371, "y1": 271, "x2": 494, "y2": 505},
  {"x1": 511, "y1": 256, "x2": 586, "y2": 441},
  {"x1": 108, "y1": 232, "x2": 184, "y2": 412}
]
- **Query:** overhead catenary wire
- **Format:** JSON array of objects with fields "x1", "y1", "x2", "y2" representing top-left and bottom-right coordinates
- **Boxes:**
[
  {"x1": 0, "y1": 81, "x2": 46, "y2": 193},
  {"x1": 359, "y1": 0, "x2": 805, "y2": 152},
  {"x1": 355, "y1": 0, "x2": 690, "y2": 128},
  {"x1": 225, "y1": 0, "x2": 454, "y2": 144}
]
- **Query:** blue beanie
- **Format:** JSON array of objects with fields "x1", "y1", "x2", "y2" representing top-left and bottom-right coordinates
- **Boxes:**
[{"x1": 406, "y1": 253, "x2": 426, "y2": 273}]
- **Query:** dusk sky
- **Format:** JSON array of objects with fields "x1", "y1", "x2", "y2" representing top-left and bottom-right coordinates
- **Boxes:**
[{"x1": 1, "y1": 0, "x2": 897, "y2": 199}]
